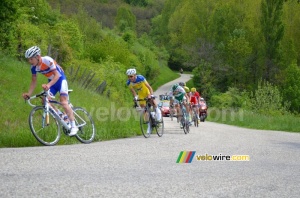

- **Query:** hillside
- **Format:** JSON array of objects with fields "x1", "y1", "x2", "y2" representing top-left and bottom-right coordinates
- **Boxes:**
[
  {"x1": 47, "y1": 0, "x2": 165, "y2": 36},
  {"x1": 0, "y1": 54, "x2": 139, "y2": 147}
]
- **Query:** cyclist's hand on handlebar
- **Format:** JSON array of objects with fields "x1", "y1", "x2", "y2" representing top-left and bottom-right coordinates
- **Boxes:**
[
  {"x1": 133, "y1": 96, "x2": 138, "y2": 101},
  {"x1": 22, "y1": 93, "x2": 30, "y2": 100},
  {"x1": 151, "y1": 95, "x2": 155, "y2": 99},
  {"x1": 42, "y1": 84, "x2": 50, "y2": 91}
]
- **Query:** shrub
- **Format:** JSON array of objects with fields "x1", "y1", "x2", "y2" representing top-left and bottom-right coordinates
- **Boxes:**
[
  {"x1": 210, "y1": 87, "x2": 250, "y2": 109},
  {"x1": 251, "y1": 80, "x2": 290, "y2": 115}
]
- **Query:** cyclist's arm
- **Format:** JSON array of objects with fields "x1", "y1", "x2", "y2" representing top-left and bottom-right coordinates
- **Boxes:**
[
  {"x1": 185, "y1": 93, "x2": 190, "y2": 103},
  {"x1": 129, "y1": 87, "x2": 137, "y2": 97},
  {"x1": 45, "y1": 70, "x2": 60, "y2": 89},
  {"x1": 27, "y1": 75, "x2": 37, "y2": 96}
]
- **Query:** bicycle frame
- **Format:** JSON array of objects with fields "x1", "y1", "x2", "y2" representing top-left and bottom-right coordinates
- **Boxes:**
[
  {"x1": 27, "y1": 91, "x2": 86, "y2": 130},
  {"x1": 135, "y1": 96, "x2": 164, "y2": 138},
  {"x1": 179, "y1": 101, "x2": 190, "y2": 133},
  {"x1": 179, "y1": 102, "x2": 187, "y2": 119},
  {"x1": 137, "y1": 98, "x2": 156, "y2": 125}
]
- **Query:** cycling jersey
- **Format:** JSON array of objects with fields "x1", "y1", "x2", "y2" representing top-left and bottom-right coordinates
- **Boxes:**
[
  {"x1": 167, "y1": 85, "x2": 186, "y2": 102},
  {"x1": 190, "y1": 91, "x2": 200, "y2": 104},
  {"x1": 31, "y1": 56, "x2": 68, "y2": 96},
  {"x1": 126, "y1": 75, "x2": 150, "y2": 105},
  {"x1": 31, "y1": 56, "x2": 65, "y2": 80},
  {"x1": 190, "y1": 95, "x2": 198, "y2": 105}
]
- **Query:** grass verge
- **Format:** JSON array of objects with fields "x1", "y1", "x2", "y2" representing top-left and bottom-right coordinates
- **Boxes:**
[
  {"x1": 0, "y1": 55, "x2": 146, "y2": 147},
  {"x1": 207, "y1": 108, "x2": 300, "y2": 133}
]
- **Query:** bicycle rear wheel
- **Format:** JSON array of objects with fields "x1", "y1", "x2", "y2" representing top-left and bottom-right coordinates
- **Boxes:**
[
  {"x1": 29, "y1": 106, "x2": 61, "y2": 146},
  {"x1": 170, "y1": 108, "x2": 174, "y2": 121},
  {"x1": 181, "y1": 116, "x2": 187, "y2": 134},
  {"x1": 193, "y1": 111, "x2": 199, "y2": 127},
  {"x1": 140, "y1": 111, "x2": 151, "y2": 138},
  {"x1": 73, "y1": 107, "x2": 95, "y2": 144},
  {"x1": 185, "y1": 117, "x2": 190, "y2": 133},
  {"x1": 155, "y1": 117, "x2": 164, "y2": 137}
]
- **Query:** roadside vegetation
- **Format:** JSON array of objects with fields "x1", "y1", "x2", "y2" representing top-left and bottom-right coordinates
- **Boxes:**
[
  {"x1": 0, "y1": 54, "x2": 177, "y2": 147},
  {"x1": 1, "y1": 0, "x2": 300, "y2": 147}
]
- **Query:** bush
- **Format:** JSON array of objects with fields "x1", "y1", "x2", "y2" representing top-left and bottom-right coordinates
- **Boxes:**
[
  {"x1": 210, "y1": 87, "x2": 250, "y2": 109},
  {"x1": 281, "y1": 63, "x2": 300, "y2": 113},
  {"x1": 250, "y1": 80, "x2": 290, "y2": 115}
]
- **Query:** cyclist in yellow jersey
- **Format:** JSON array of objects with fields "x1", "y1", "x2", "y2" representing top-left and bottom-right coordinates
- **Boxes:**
[{"x1": 126, "y1": 69, "x2": 162, "y2": 133}]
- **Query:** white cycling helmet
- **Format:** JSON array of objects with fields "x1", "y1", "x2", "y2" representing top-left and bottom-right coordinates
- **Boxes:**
[
  {"x1": 25, "y1": 46, "x2": 41, "y2": 58},
  {"x1": 126, "y1": 68, "x2": 136, "y2": 75}
]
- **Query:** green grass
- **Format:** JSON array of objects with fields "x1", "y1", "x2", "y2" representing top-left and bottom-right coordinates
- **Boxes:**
[
  {"x1": 0, "y1": 54, "x2": 155, "y2": 147},
  {"x1": 2, "y1": 54, "x2": 299, "y2": 148},
  {"x1": 207, "y1": 108, "x2": 300, "y2": 132}
]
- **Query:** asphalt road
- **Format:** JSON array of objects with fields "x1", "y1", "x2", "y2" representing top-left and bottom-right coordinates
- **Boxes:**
[{"x1": 1, "y1": 74, "x2": 300, "y2": 198}]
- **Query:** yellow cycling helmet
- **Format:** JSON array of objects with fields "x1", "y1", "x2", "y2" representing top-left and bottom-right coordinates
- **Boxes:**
[
  {"x1": 184, "y1": 86, "x2": 190, "y2": 93},
  {"x1": 191, "y1": 87, "x2": 196, "y2": 92}
]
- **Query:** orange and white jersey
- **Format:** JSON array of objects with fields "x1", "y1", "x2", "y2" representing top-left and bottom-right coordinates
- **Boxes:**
[{"x1": 31, "y1": 56, "x2": 65, "y2": 80}]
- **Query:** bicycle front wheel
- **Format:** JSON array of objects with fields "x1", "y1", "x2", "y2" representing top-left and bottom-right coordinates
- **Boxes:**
[
  {"x1": 193, "y1": 113, "x2": 199, "y2": 127},
  {"x1": 181, "y1": 116, "x2": 187, "y2": 134},
  {"x1": 154, "y1": 117, "x2": 164, "y2": 137},
  {"x1": 73, "y1": 107, "x2": 95, "y2": 144},
  {"x1": 29, "y1": 106, "x2": 61, "y2": 146},
  {"x1": 140, "y1": 111, "x2": 151, "y2": 138}
]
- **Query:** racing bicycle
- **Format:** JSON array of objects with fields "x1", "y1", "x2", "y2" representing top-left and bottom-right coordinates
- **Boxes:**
[
  {"x1": 179, "y1": 101, "x2": 190, "y2": 134},
  {"x1": 135, "y1": 97, "x2": 164, "y2": 138},
  {"x1": 191, "y1": 104, "x2": 199, "y2": 127},
  {"x1": 26, "y1": 90, "x2": 95, "y2": 146}
]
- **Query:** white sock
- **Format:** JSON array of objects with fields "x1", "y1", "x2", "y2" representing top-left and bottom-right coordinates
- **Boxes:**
[
  {"x1": 71, "y1": 121, "x2": 76, "y2": 127},
  {"x1": 156, "y1": 107, "x2": 162, "y2": 120},
  {"x1": 147, "y1": 122, "x2": 151, "y2": 133}
]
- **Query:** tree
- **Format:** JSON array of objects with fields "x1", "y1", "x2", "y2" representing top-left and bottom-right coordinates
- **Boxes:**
[
  {"x1": 260, "y1": 0, "x2": 285, "y2": 82},
  {"x1": 192, "y1": 60, "x2": 215, "y2": 100},
  {"x1": 225, "y1": 29, "x2": 252, "y2": 89},
  {"x1": 115, "y1": 6, "x2": 136, "y2": 32},
  {"x1": 281, "y1": 63, "x2": 300, "y2": 112},
  {"x1": 0, "y1": 0, "x2": 20, "y2": 53}
]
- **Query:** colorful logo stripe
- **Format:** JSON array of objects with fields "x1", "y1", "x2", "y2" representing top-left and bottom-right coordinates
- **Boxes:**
[{"x1": 176, "y1": 151, "x2": 196, "y2": 163}]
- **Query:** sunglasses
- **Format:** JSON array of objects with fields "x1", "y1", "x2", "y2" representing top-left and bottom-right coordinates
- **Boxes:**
[{"x1": 128, "y1": 75, "x2": 134, "y2": 78}]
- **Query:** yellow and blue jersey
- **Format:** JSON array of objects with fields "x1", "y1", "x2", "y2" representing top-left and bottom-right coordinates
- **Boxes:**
[{"x1": 126, "y1": 75, "x2": 150, "y2": 97}]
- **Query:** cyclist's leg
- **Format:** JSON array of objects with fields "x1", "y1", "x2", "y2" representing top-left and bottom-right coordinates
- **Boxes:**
[
  {"x1": 149, "y1": 96, "x2": 162, "y2": 121},
  {"x1": 54, "y1": 79, "x2": 77, "y2": 135},
  {"x1": 169, "y1": 97, "x2": 174, "y2": 114},
  {"x1": 48, "y1": 83, "x2": 62, "y2": 115},
  {"x1": 196, "y1": 104, "x2": 200, "y2": 119},
  {"x1": 56, "y1": 80, "x2": 74, "y2": 121},
  {"x1": 183, "y1": 98, "x2": 191, "y2": 123},
  {"x1": 173, "y1": 98, "x2": 180, "y2": 122},
  {"x1": 139, "y1": 94, "x2": 152, "y2": 134}
]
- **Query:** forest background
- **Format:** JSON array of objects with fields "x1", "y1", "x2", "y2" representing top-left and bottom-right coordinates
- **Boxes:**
[{"x1": 1, "y1": 0, "x2": 300, "y2": 146}]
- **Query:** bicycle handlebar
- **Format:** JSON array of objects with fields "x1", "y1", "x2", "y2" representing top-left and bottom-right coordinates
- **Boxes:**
[
  {"x1": 25, "y1": 91, "x2": 47, "y2": 107},
  {"x1": 135, "y1": 96, "x2": 156, "y2": 102},
  {"x1": 26, "y1": 90, "x2": 57, "y2": 107}
]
